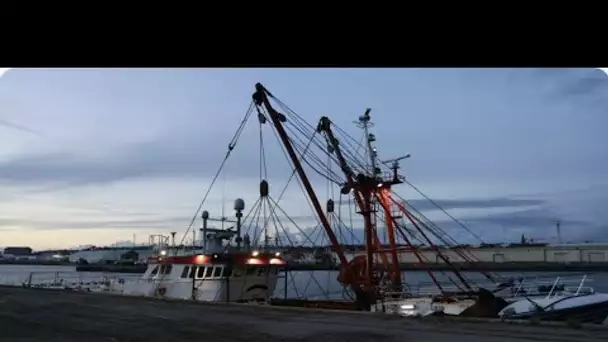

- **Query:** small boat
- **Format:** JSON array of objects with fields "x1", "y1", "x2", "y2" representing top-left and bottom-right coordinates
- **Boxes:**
[
  {"x1": 491, "y1": 274, "x2": 596, "y2": 300},
  {"x1": 371, "y1": 288, "x2": 508, "y2": 318},
  {"x1": 372, "y1": 274, "x2": 600, "y2": 319},
  {"x1": 372, "y1": 296, "x2": 477, "y2": 317},
  {"x1": 498, "y1": 293, "x2": 608, "y2": 324}
]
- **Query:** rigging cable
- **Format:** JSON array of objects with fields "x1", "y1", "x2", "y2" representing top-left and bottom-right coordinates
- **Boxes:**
[
  {"x1": 259, "y1": 113, "x2": 270, "y2": 246},
  {"x1": 394, "y1": 186, "x2": 483, "y2": 243},
  {"x1": 270, "y1": 96, "x2": 355, "y2": 179},
  {"x1": 178, "y1": 101, "x2": 255, "y2": 247},
  {"x1": 263, "y1": 112, "x2": 343, "y2": 185},
  {"x1": 322, "y1": 109, "x2": 484, "y2": 244},
  {"x1": 256, "y1": 126, "x2": 320, "y2": 247}
]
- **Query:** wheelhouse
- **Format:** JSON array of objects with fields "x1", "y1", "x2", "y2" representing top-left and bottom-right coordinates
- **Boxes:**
[{"x1": 143, "y1": 251, "x2": 286, "y2": 280}]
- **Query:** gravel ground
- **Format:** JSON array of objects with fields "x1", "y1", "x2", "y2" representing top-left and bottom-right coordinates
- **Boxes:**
[{"x1": 1, "y1": 286, "x2": 607, "y2": 342}]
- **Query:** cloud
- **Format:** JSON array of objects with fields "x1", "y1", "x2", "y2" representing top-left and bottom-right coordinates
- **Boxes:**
[
  {"x1": 596, "y1": 68, "x2": 608, "y2": 77},
  {"x1": 320, "y1": 189, "x2": 608, "y2": 245},
  {"x1": 0, "y1": 218, "x2": 21, "y2": 231},
  {"x1": 468, "y1": 207, "x2": 584, "y2": 228},
  {"x1": 563, "y1": 72, "x2": 608, "y2": 98},
  {"x1": 0, "y1": 118, "x2": 316, "y2": 189},
  {"x1": 1, "y1": 68, "x2": 607, "y2": 249},
  {"x1": 441, "y1": 202, "x2": 608, "y2": 244},
  {"x1": 0, "y1": 118, "x2": 44, "y2": 136},
  {"x1": 0, "y1": 215, "x2": 189, "y2": 231},
  {"x1": 346, "y1": 197, "x2": 545, "y2": 212},
  {"x1": 1, "y1": 67, "x2": 606, "y2": 191},
  {"x1": 0, "y1": 68, "x2": 10, "y2": 79},
  {"x1": 0, "y1": 139, "x2": 240, "y2": 187},
  {"x1": 533, "y1": 68, "x2": 608, "y2": 104},
  {"x1": 239, "y1": 197, "x2": 550, "y2": 246}
]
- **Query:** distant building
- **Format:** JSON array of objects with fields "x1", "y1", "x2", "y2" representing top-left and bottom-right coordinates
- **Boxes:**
[
  {"x1": 1, "y1": 246, "x2": 34, "y2": 261},
  {"x1": 2, "y1": 246, "x2": 32, "y2": 256},
  {"x1": 35, "y1": 251, "x2": 70, "y2": 262},
  {"x1": 120, "y1": 250, "x2": 139, "y2": 262}
]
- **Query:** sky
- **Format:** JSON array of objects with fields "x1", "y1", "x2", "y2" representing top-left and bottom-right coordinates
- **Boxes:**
[{"x1": 0, "y1": 68, "x2": 607, "y2": 250}]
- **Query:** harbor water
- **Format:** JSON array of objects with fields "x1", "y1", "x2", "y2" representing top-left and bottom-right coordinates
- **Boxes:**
[{"x1": 2, "y1": 265, "x2": 607, "y2": 300}]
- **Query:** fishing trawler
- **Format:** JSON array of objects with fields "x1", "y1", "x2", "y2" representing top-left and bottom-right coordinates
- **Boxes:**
[
  {"x1": 109, "y1": 200, "x2": 286, "y2": 303},
  {"x1": 8, "y1": 82, "x2": 608, "y2": 325},
  {"x1": 107, "y1": 82, "x2": 607, "y2": 321}
]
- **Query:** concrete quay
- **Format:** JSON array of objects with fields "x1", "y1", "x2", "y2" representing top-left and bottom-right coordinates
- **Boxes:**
[{"x1": 0, "y1": 286, "x2": 607, "y2": 342}]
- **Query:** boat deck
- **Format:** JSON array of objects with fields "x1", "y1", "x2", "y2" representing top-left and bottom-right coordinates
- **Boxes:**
[{"x1": 0, "y1": 286, "x2": 607, "y2": 342}]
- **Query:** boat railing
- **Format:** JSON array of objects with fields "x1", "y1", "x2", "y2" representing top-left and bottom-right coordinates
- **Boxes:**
[
  {"x1": 512, "y1": 274, "x2": 594, "y2": 298},
  {"x1": 0, "y1": 271, "x2": 117, "y2": 289},
  {"x1": 393, "y1": 274, "x2": 594, "y2": 299},
  {"x1": 0, "y1": 271, "x2": 152, "y2": 291},
  {"x1": 0, "y1": 270, "x2": 294, "y2": 303},
  {"x1": 0, "y1": 271, "x2": 596, "y2": 304}
]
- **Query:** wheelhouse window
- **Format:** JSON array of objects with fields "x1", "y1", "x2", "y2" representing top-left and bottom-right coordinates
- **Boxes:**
[
  {"x1": 197, "y1": 266, "x2": 206, "y2": 279},
  {"x1": 212, "y1": 266, "x2": 222, "y2": 278},
  {"x1": 150, "y1": 266, "x2": 159, "y2": 276},
  {"x1": 204, "y1": 266, "x2": 213, "y2": 278},
  {"x1": 159, "y1": 264, "x2": 173, "y2": 275},
  {"x1": 224, "y1": 266, "x2": 233, "y2": 277},
  {"x1": 181, "y1": 266, "x2": 190, "y2": 278}
]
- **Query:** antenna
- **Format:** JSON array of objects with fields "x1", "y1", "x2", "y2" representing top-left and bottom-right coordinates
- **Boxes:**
[
  {"x1": 556, "y1": 220, "x2": 562, "y2": 244},
  {"x1": 381, "y1": 154, "x2": 411, "y2": 182},
  {"x1": 221, "y1": 170, "x2": 227, "y2": 230},
  {"x1": 381, "y1": 154, "x2": 411, "y2": 167},
  {"x1": 354, "y1": 108, "x2": 377, "y2": 176}
]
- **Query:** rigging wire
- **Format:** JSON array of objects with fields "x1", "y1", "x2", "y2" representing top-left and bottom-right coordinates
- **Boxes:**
[
  {"x1": 265, "y1": 122, "x2": 324, "y2": 245},
  {"x1": 259, "y1": 116, "x2": 270, "y2": 246},
  {"x1": 300, "y1": 103, "x2": 483, "y2": 245},
  {"x1": 263, "y1": 133, "x2": 318, "y2": 245},
  {"x1": 282, "y1": 120, "x2": 345, "y2": 183},
  {"x1": 273, "y1": 90, "x2": 481, "y2": 246},
  {"x1": 256, "y1": 96, "x2": 343, "y2": 296},
  {"x1": 178, "y1": 101, "x2": 254, "y2": 247},
  {"x1": 240, "y1": 104, "x2": 322, "y2": 249},
  {"x1": 258, "y1": 105, "x2": 344, "y2": 184},
  {"x1": 269, "y1": 98, "x2": 367, "y2": 180},
  {"x1": 259, "y1": 88, "x2": 498, "y2": 298},
  {"x1": 398, "y1": 180, "x2": 485, "y2": 243}
]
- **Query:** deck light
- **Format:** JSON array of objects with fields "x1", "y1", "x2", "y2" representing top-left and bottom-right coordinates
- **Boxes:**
[
  {"x1": 270, "y1": 258, "x2": 285, "y2": 265},
  {"x1": 194, "y1": 255, "x2": 209, "y2": 264},
  {"x1": 246, "y1": 258, "x2": 263, "y2": 265}
]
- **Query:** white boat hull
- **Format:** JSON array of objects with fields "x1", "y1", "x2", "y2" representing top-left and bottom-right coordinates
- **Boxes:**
[
  {"x1": 110, "y1": 274, "x2": 279, "y2": 302},
  {"x1": 499, "y1": 293, "x2": 608, "y2": 324},
  {"x1": 372, "y1": 297, "x2": 476, "y2": 316}
]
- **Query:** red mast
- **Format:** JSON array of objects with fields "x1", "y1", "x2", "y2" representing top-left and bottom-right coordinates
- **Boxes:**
[
  {"x1": 252, "y1": 84, "x2": 373, "y2": 308},
  {"x1": 252, "y1": 83, "x2": 476, "y2": 308}
]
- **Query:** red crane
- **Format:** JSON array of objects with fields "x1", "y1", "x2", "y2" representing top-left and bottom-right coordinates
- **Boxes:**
[{"x1": 250, "y1": 83, "x2": 496, "y2": 309}]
